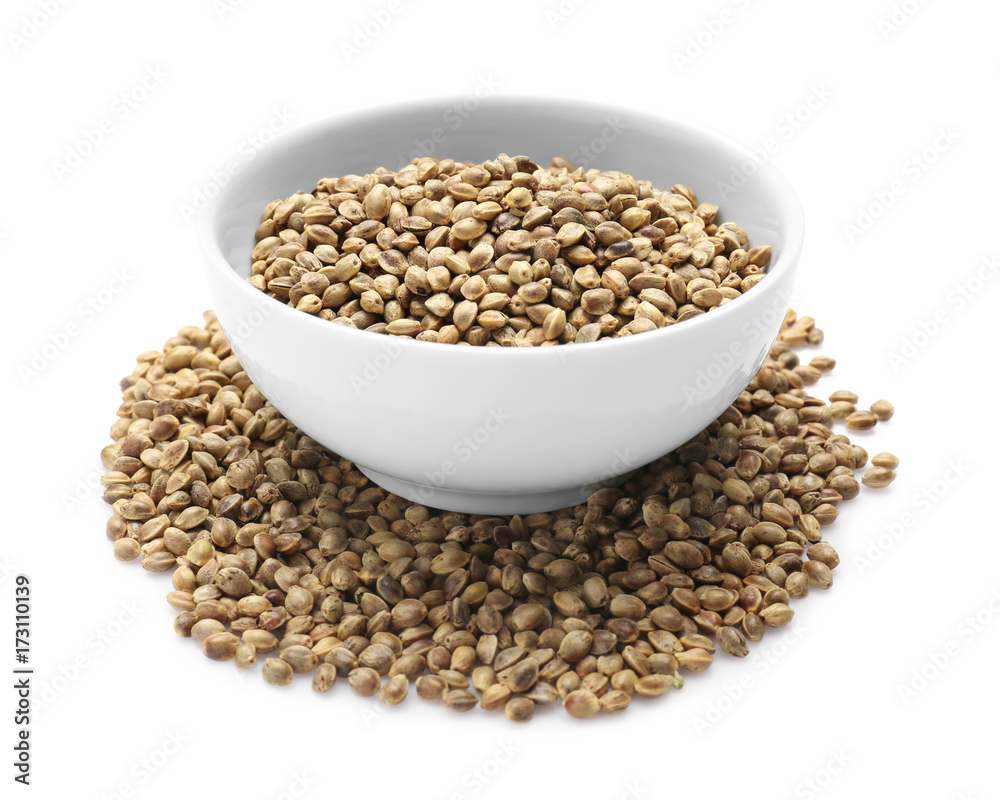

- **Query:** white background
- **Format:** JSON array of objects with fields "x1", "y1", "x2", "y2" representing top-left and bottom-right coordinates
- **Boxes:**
[{"x1": 3, "y1": 1, "x2": 997, "y2": 798}]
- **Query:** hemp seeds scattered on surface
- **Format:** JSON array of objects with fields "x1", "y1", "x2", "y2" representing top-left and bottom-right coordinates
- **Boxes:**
[{"x1": 102, "y1": 309, "x2": 894, "y2": 720}]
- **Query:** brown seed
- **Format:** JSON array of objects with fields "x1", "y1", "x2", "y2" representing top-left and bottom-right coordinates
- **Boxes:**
[
  {"x1": 444, "y1": 689, "x2": 478, "y2": 712},
  {"x1": 282, "y1": 645, "x2": 319, "y2": 673},
  {"x1": 760, "y1": 603, "x2": 794, "y2": 627},
  {"x1": 870, "y1": 399, "x2": 894, "y2": 421},
  {"x1": 563, "y1": 689, "x2": 600, "y2": 719},
  {"x1": 480, "y1": 682, "x2": 513, "y2": 711},
  {"x1": 862, "y1": 467, "x2": 896, "y2": 488},
  {"x1": 202, "y1": 632, "x2": 240, "y2": 661},
  {"x1": 312, "y1": 663, "x2": 337, "y2": 693},
  {"x1": 235, "y1": 642, "x2": 257, "y2": 670},
  {"x1": 807, "y1": 542, "x2": 840, "y2": 568},
  {"x1": 846, "y1": 410, "x2": 878, "y2": 430},
  {"x1": 803, "y1": 560, "x2": 834, "y2": 590},
  {"x1": 415, "y1": 675, "x2": 448, "y2": 702},
  {"x1": 379, "y1": 674, "x2": 409, "y2": 705},
  {"x1": 113, "y1": 538, "x2": 140, "y2": 562},
  {"x1": 261, "y1": 658, "x2": 293, "y2": 686},
  {"x1": 505, "y1": 697, "x2": 535, "y2": 722},
  {"x1": 348, "y1": 667, "x2": 381, "y2": 697},
  {"x1": 716, "y1": 626, "x2": 749, "y2": 658},
  {"x1": 676, "y1": 648, "x2": 713, "y2": 672},
  {"x1": 215, "y1": 567, "x2": 252, "y2": 597},
  {"x1": 634, "y1": 674, "x2": 679, "y2": 698},
  {"x1": 872, "y1": 452, "x2": 899, "y2": 469},
  {"x1": 508, "y1": 658, "x2": 539, "y2": 693},
  {"x1": 191, "y1": 619, "x2": 225, "y2": 644},
  {"x1": 558, "y1": 630, "x2": 593, "y2": 662},
  {"x1": 599, "y1": 690, "x2": 632, "y2": 713}
]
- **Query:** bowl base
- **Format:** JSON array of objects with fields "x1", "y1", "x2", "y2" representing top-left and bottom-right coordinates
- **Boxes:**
[{"x1": 356, "y1": 465, "x2": 627, "y2": 515}]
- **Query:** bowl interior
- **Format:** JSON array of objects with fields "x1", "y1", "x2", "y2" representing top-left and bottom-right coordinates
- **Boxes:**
[{"x1": 209, "y1": 97, "x2": 800, "y2": 290}]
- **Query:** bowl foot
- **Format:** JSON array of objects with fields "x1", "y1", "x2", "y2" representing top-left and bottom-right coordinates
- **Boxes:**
[{"x1": 356, "y1": 465, "x2": 629, "y2": 515}]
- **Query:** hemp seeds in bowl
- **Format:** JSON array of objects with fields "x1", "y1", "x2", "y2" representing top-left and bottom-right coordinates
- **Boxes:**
[{"x1": 247, "y1": 154, "x2": 771, "y2": 346}]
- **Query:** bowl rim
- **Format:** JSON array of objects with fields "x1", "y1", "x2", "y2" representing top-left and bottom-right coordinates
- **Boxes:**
[{"x1": 199, "y1": 95, "x2": 804, "y2": 357}]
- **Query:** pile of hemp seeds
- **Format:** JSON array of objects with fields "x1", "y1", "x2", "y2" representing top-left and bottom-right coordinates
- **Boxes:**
[
  {"x1": 248, "y1": 155, "x2": 772, "y2": 346},
  {"x1": 101, "y1": 309, "x2": 896, "y2": 721}
]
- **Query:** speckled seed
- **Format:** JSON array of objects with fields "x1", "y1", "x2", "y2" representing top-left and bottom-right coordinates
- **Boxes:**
[
  {"x1": 480, "y1": 683, "x2": 513, "y2": 711},
  {"x1": 444, "y1": 690, "x2": 478, "y2": 712},
  {"x1": 113, "y1": 538, "x2": 140, "y2": 561},
  {"x1": 262, "y1": 658, "x2": 293, "y2": 686},
  {"x1": 872, "y1": 452, "x2": 899, "y2": 469},
  {"x1": 634, "y1": 674, "x2": 678, "y2": 698},
  {"x1": 235, "y1": 642, "x2": 256, "y2": 670},
  {"x1": 563, "y1": 689, "x2": 600, "y2": 719},
  {"x1": 760, "y1": 603, "x2": 794, "y2": 627},
  {"x1": 508, "y1": 659, "x2": 539, "y2": 693},
  {"x1": 380, "y1": 674, "x2": 409, "y2": 705},
  {"x1": 716, "y1": 626, "x2": 749, "y2": 658},
  {"x1": 348, "y1": 667, "x2": 381, "y2": 697},
  {"x1": 203, "y1": 632, "x2": 240, "y2": 661},
  {"x1": 846, "y1": 410, "x2": 878, "y2": 430},
  {"x1": 505, "y1": 697, "x2": 535, "y2": 722},
  {"x1": 870, "y1": 399, "x2": 894, "y2": 421},
  {"x1": 862, "y1": 467, "x2": 896, "y2": 487},
  {"x1": 312, "y1": 663, "x2": 337, "y2": 693},
  {"x1": 600, "y1": 690, "x2": 632, "y2": 713},
  {"x1": 416, "y1": 675, "x2": 448, "y2": 703},
  {"x1": 803, "y1": 560, "x2": 834, "y2": 589}
]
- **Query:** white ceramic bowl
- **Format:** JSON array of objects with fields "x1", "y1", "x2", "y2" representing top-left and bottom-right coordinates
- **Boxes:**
[{"x1": 201, "y1": 97, "x2": 803, "y2": 514}]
